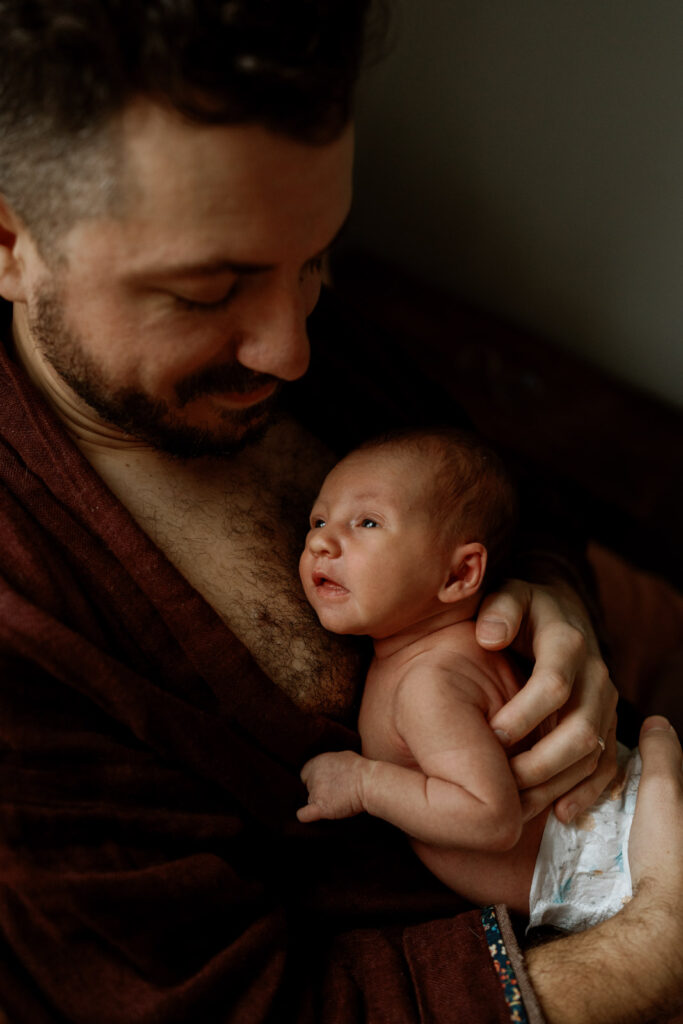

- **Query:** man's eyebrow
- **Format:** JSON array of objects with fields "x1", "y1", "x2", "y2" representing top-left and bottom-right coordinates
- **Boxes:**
[
  {"x1": 138, "y1": 214, "x2": 351, "y2": 282},
  {"x1": 146, "y1": 258, "x2": 272, "y2": 280}
]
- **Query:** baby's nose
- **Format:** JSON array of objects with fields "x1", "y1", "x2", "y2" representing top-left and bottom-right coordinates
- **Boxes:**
[{"x1": 308, "y1": 527, "x2": 339, "y2": 555}]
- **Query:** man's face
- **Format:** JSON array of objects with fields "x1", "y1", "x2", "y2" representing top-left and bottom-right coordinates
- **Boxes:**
[
  {"x1": 299, "y1": 450, "x2": 452, "y2": 639},
  {"x1": 16, "y1": 101, "x2": 354, "y2": 455}
]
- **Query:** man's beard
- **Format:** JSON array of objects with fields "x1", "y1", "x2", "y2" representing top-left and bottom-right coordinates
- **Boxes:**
[{"x1": 28, "y1": 290, "x2": 280, "y2": 458}]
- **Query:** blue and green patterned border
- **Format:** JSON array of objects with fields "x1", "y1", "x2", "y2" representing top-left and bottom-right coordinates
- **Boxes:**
[{"x1": 481, "y1": 906, "x2": 529, "y2": 1023}]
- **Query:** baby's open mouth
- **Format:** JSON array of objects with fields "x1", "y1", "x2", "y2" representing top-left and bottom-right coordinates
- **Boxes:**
[{"x1": 313, "y1": 571, "x2": 347, "y2": 593}]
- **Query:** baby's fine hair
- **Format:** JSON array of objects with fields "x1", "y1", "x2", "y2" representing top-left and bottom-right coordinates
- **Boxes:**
[{"x1": 357, "y1": 426, "x2": 518, "y2": 583}]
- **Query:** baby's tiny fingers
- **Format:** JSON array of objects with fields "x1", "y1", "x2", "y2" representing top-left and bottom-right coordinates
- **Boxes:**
[{"x1": 296, "y1": 802, "x2": 323, "y2": 823}]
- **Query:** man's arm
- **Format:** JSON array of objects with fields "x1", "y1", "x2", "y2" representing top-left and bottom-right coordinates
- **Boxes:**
[
  {"x1": 481, "y1": 578, "x2": 619, "y2": 823},
  {"x1": 526, "y1": 716, "x2": 683, "y2": 1024}
]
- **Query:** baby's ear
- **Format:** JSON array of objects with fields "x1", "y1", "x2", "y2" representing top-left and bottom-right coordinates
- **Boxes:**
[{"x1": 438, "y1": 542, "x2": 487, "y2": 604}]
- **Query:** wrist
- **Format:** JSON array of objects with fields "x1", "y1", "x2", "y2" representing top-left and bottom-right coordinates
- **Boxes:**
[
  {"x1": 629, "y1": 877, "x2": 683, "y2": 954},
  {"x1": 527, "y1": 886, "x2": 683, "y2": 1024},
  {"x1": 358, "y1": 757, "x2": 380, "y2": 815}
]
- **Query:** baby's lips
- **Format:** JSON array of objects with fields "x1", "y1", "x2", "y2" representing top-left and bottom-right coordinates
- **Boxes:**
[{"x1": 312, "y1": 569, "x2": 347, "y2": 592}]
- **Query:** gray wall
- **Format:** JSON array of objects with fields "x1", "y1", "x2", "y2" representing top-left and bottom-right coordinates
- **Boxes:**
[{"x1": 347, "y1": 1, "x2": 683, "y2": 406}]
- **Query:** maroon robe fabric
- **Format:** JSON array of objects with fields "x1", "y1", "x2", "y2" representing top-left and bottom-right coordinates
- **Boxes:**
[{"x1": 0, "y1": 307, "x2": 543, "y2": 1022}]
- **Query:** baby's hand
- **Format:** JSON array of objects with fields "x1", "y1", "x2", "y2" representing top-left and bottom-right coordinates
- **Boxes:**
[{"x1": 297, "y1": 750, "x2": 368, "y2": 823}]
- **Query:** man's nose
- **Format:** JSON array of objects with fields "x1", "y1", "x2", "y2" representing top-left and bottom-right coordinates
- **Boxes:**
[{"x1": 234, "y1": 276, "x2": 311, "y2": 382}]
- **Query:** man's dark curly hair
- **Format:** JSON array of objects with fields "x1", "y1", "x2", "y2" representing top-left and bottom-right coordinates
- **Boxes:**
[{"x1": 0, "y1": 0, "x2": 375, "y2": 243}]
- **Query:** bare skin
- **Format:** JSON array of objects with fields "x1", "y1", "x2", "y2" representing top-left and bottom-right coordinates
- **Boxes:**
[
  {"x1": 527, "y1": 718, "x2": 683, "y2": 1024},
  {"x1": 84, "y1": 416, "x2": 366, "y2": 716},
  {"x1": 0, "y1": 99, "x2": 618, "y2": 801},
  {"x1": 297, "y1": 448, "x2": 550, "y2": 911},
  {"x1": 1, "y1": 98, "x2": 682, "y2": 1023},
  {"x1": 5, "y1": 103, "x2": 364, "y2": 717},
  {"x1": 299, "y1": 611, "x2": 549, "y2": 914}
]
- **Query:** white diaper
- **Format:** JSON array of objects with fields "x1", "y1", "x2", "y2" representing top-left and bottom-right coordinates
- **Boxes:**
[{"x1": 528, "y1": 743, "x2": 641, "y2": 933}]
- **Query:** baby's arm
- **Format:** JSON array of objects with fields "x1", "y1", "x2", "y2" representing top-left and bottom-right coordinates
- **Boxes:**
[{"x1": 298, "y1": 662, "x2": 522, "y2": 852}]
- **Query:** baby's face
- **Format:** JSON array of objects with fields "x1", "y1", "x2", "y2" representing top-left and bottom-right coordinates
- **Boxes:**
[{"x1": 299, "y1": 449, "x2": 450, "y2": 639}]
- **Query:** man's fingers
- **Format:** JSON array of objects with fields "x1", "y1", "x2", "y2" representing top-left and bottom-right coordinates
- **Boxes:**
[
  {"x1": 639, "y1": 714, "x2": 683, "y2": 769},
  {"x1": 476, "y1": 582, "x2": 528, "y2": 650},
  {"x1": 490, "y1": 626, "x2": 591, "y2": 745},
  {"x1": 510, "y1": 704, "x2": 613, "y2": 786},
  {"x1": 629, "y1": 717, "x2": 683, "y2": 894},
  {"x1": 479, "y1": 576, "x2": 619, "y2": 819},
  {"x1": 518, "y1": 749, "x2": 602, "y2": 822},
  {"x1": 491, "y1": 669, "x2": 572, "y2": 748},
  {"x1": 553, "y1": 719, "x2": 618, "y2": 823},
  {"x1": 512, "y1": 709, "x2": 618, "y2": 822}
]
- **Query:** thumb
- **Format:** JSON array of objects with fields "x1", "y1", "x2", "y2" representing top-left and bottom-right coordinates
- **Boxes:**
[
  {"x1": 639, "y1": 715, "x2": 683, "y2": 772},
  {"x1": 629, "y1": 715, "x2": 683, "y2": 889},
  {"x1": 296, "y1": 803, "x2": 323, "y2": 823},
  {"x1": 476, "y1": 585, "x2": 525, "y2": 649}
]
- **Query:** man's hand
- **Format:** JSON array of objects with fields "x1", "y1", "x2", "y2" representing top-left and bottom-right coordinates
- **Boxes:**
[
  {"x1": 297, "y1": 750, "x2": 368, "y2": 823},
  {"x1": 628, "y1": 715, "x2": 683, "y2": 907},
  {"x1": 526, "y1": 717, "x2": 683, "y2": 1024},
  {"x1": 480, "y1": 578, "x2": 618, "y2": 823}
]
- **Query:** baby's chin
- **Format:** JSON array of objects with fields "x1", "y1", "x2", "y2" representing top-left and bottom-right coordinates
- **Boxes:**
[{"x1": 313, "y1": 607, "x2": 368, "y2": 638}]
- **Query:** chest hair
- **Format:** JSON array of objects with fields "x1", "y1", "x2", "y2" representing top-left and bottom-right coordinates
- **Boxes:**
[{"x1": 85, "y1": 416, "x2": 366, "y2": 718}]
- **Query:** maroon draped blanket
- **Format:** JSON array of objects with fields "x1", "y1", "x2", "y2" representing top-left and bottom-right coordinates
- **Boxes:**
[{"x1": 0, "y1": 318, "x2": 540, "y2": 1022}]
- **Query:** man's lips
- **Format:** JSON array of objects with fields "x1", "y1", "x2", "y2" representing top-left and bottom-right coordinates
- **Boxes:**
[{"x1": 208, "y1": 381, "x2": 278, "y2": 409}]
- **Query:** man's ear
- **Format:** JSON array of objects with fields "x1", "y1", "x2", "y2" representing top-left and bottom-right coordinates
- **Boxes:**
[
  {"x1": 438, "y1": 542, "x2": 487, "y2": 604},
  {"x1": 0, "y1": 195, "x2": 29, "y2": 302}
]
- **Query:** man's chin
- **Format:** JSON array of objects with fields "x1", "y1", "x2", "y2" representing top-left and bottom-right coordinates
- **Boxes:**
[
  {"x1": 129, "y1": 405, "x2": 276, "y2": 459},
  {"x1": 75, "y1": 380, "x2": 279, "y2": 458}
]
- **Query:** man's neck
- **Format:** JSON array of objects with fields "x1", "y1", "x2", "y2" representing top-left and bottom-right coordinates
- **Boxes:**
[{"x1": 10, "y1": 302, "x2": 154, "y2": 457}]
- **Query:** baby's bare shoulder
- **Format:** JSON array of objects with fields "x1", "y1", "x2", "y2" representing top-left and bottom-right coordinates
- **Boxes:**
[{"x1": 398, "y1": 622, "x2": 521, "y2": 712}]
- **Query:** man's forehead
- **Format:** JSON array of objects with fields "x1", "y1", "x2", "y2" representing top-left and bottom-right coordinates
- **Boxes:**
[
  {"x1": 121, "y1": 100, "x2": 352, "y2": 206},
  {"x1": 106, "y1": 100, "x2": 354, "y2": 271}
]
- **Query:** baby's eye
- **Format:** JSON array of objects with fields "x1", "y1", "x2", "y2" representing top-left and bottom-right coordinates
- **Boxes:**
[
  {"x1": 359, "y1": 518, "x2": 379, "y2": 529},
  {"x1": 312, "y1": 517, "x2": 326, "y2": 529}
]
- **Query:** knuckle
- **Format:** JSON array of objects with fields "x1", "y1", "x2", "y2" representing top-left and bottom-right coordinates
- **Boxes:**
[
  {"x1": 588, "y1": 655, "x2": 616, "y2": 695},
  {"x1": 520, "y1": 790, "x2": 545, "y2": 821},
  {"x1": 605, "y1": 685, "x2": 619, "y2": 718},
  {"x1": 572, "y1": 718, "x2": 601, "y2": 757},
  {"x1": 563, "y1": 624, "x2": 587, "y2": 659},
  {"x1": 543, "y1": 670, "x2": 573, "y2": 707}
]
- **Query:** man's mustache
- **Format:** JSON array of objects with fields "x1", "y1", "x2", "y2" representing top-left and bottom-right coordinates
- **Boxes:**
[{"x1": 175, "y1": 364, "x2": 278, "y2": 406}]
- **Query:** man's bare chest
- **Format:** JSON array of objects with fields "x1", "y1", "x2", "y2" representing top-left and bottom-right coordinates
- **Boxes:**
[{"x1": 84, "y1": 417, "x2": 366, "y2": 717}]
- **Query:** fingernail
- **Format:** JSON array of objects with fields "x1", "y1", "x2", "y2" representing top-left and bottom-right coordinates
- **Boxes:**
[
  {"x1": 494, "y1": 729, "x2": 511, "y2": 746},
  {"x1": 478, "y1": 619, "x2": 508, "y2": 643},
  {"x1": 564, "y1": 802, "x2": 578, "y2": 823},
  {"x1": 642, "y1": 715, "x2": 673, "y2": 734}
]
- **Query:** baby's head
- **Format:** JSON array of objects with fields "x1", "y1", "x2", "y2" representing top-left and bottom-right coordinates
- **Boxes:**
[{"x1": 299, "y1": 427, "x2": 517, "y2": 639}]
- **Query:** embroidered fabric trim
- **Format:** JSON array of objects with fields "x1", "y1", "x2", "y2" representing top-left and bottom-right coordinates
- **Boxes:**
[{"x1": 481, "y1": 906, "x2": 529, "y2": 1023}]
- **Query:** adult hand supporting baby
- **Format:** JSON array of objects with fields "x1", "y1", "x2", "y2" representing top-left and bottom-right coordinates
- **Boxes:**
[
  {"x1": 526, "y1": 716, "x2": 683, "y2": 1024},
  {"x1": 478, "y1": 578, "x2": 618, "y2": 824}
]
